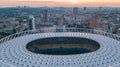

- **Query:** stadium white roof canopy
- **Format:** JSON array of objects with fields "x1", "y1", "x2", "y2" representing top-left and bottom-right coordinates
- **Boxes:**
[{"x1": 0, "y1": 28, "x2": 120, "y2": 67}]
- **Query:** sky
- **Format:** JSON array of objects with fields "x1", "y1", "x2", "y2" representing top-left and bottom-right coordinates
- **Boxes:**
[{"x1": 0, "y1": 0, "x2": 120, "y2": 7}]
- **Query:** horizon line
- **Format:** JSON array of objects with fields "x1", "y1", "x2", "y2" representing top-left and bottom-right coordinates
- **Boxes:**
[{"x1": 0, "y1": 5, "x2": 120, "y2": 8}]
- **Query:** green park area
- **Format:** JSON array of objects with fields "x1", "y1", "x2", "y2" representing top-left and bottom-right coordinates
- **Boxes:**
[{"x1": 0, "y1": 32, "x2": 10, "y2": 39}]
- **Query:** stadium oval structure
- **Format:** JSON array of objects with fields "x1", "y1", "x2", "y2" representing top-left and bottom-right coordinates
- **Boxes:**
[{"x1": 0, "y1": 28, "x2": 120, "y2": 67}]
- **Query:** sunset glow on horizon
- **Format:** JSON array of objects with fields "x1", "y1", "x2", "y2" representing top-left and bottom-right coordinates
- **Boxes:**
[{"x1": 0, "y1": 0, "x2": 120, "y2": 7}]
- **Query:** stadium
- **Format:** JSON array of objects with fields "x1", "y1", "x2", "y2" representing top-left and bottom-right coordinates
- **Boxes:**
[{"x1": 0, "y1": 28, "x2": 120, "y2": 67}]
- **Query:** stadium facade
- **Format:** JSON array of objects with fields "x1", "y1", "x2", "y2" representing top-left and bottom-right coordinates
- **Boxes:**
[{"x1": 0, "y1": 28, "x2": 120, "y2": 67}]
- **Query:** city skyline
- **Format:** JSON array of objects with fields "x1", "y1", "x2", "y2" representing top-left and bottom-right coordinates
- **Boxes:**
[{"x1": 0, "y1": 0, "x2": 120, "y2": 7}]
